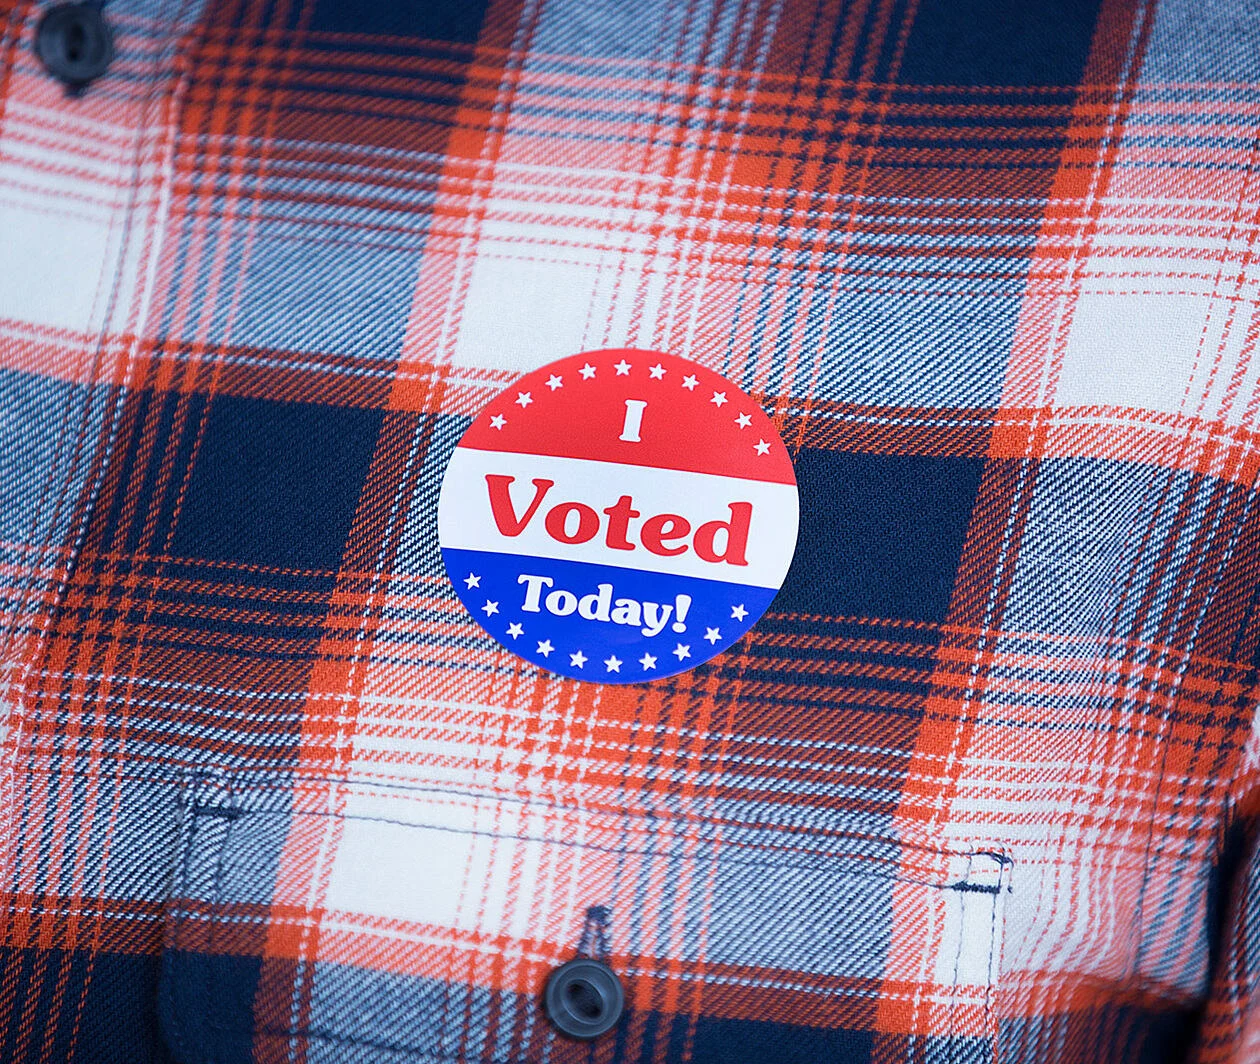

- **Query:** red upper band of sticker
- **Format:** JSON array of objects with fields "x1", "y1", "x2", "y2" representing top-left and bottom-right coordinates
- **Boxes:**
[{"x1": 458, "y1": 348, "x2": 796, "y2": 486}]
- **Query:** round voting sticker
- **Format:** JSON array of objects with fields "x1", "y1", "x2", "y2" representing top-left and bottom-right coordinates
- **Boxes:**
[{"x1": 438, "y1": 349, "x2": 799, "y2": 683}]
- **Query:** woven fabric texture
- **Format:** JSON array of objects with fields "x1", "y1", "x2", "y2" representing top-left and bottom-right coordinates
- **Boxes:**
[{"x1": 0, "y1": 0, "x2": 1258, "y2": 1061}]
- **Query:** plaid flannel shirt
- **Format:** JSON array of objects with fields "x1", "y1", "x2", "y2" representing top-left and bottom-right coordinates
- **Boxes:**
[{"x1": 1, "y1": 0, "x2": 1259, "y2": 1061}]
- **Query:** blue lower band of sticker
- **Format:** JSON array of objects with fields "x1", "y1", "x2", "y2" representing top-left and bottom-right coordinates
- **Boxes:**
[{"x1": 443, "y1": 546, "x2": 778, "y2": 680}]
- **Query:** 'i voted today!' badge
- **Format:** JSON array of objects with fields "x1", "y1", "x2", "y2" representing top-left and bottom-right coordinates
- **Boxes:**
[{"x1": 437, "y1": 349, "x2": 800, "y2": 683}]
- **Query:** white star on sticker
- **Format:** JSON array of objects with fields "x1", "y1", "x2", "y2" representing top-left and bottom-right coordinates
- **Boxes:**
[
  {"x1": 604, "y1": 654, "x2": 622, "y2": 673},
  {"x1": 515, "y1": 391, "x2": 533, "y2": 408},
  {"x1": 710, "y1": 391, "x2": 728, "y2": 407},
  {"x1": 489, "y1": 414, "x2": 507, "y2": 430},
  {"x1": 704, "y1": 627, "x2": 721, "y2": 644},
  {"x1": 673, "y1": 643, "x2": 691, "y2": 660},
  {"x1": 639, "y1": 653, "x2": 657, "y2": 670},
  {"x1": 464, "y1": 573, "x2": 481, "y2": 589},
  {"x1": 731, "y1": 604, "x2": 748, "y2": 621},
  {"x1": 682, "y1": 374, "x2": 699, "y2": 390},
  {"x1": 506, "y1": 622, "x2": 524, "y2": 639},
  {"x1": 614, "y1": 359, "x2": 632, "y2": 375},
  {"x1": 546, "y1": 374, "x2": 563, "y2": 391},
  {"x1": 482, "y1": 600, "x2": 499, "y2": 616},
  {"x1": 649, "y1": 363, "x2": 666, "y2": 379},
  {"x1": 570, "y1": 650, "x2": 588, "y2": 668},
  {"x1": 735, "y1": 413, "x2": 752, "y2": 429},
  {"x1": 536, "y1": 639, "x2": 554, "y2": 657},
  {"x1": 755, "y1": 439, "x2": 771, "y2": 455},
  {"x1": 579, "y1": 363, "x2": 597, "y2": 379}
]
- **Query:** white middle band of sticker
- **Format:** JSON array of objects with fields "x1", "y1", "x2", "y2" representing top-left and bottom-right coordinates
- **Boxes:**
[{"x1": 438, "y1": 446, "x2": 800, "y2": 589}]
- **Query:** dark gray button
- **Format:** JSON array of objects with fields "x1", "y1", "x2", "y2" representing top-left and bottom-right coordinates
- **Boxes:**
[
  {"x1": 543, "y1": 958, "x2": 623, "y2": 1040},
  {"x1": 35, "y1": 4, "x2": 114, "y2": 91}
]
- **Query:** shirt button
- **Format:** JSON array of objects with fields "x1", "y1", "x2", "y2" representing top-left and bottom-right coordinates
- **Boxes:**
[
  {"x1": 543, "y1": 958, "x2": 624, "y2": 1041},
  {"x1": 35, "y1": 4, "x2": 114, "y2": 92}
]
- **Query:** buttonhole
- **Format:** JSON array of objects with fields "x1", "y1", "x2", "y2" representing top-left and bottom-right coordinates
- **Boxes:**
[{"x1": 190, "y1": 804, "x2": 245, "y2": 820}]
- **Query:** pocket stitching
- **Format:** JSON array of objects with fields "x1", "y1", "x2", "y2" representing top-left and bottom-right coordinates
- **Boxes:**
[{"x1": 163, "y1": 773, "x2": 1012, "y2": 1063}]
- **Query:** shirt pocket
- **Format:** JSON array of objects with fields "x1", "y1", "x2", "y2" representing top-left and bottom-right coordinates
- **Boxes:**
[{"x1": 158, "y1": 769, "x2": 1011, "y2": 1064}]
